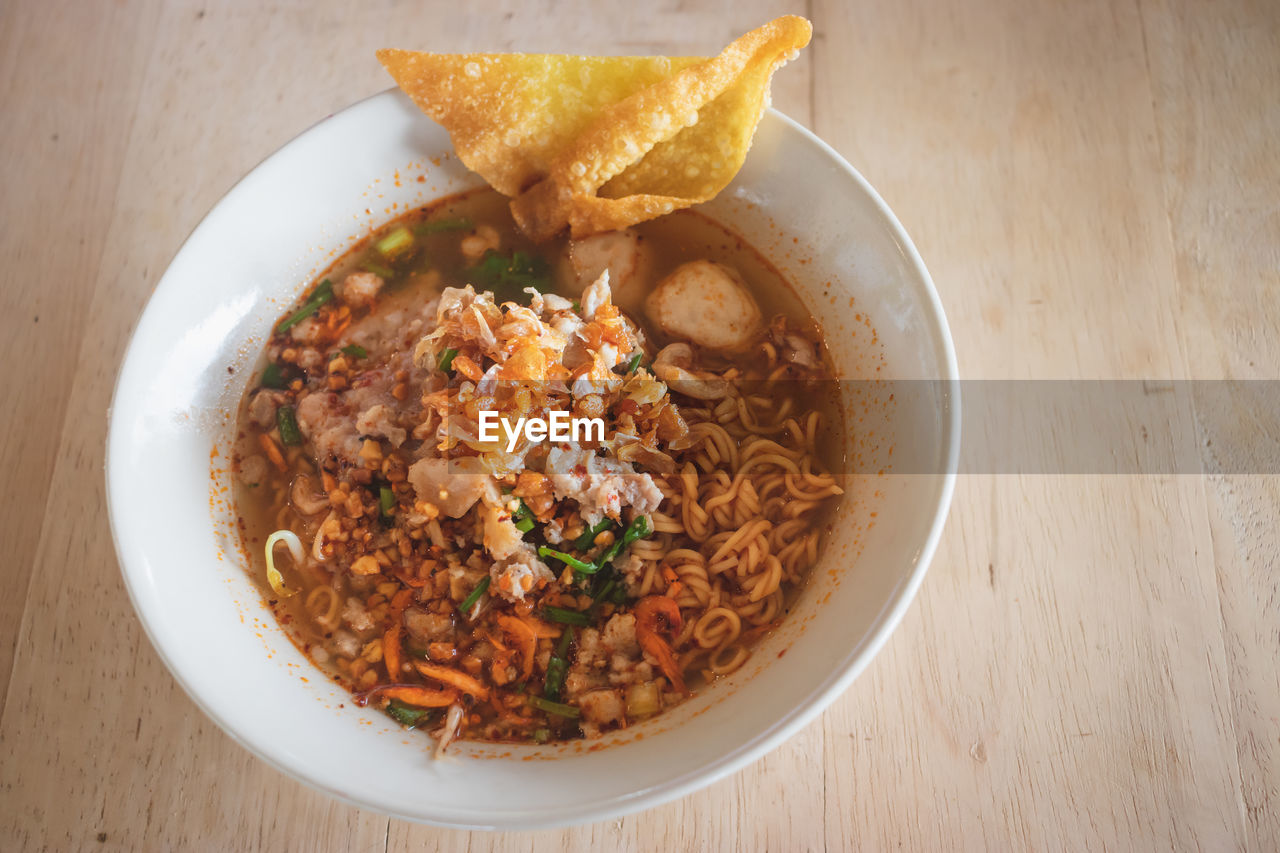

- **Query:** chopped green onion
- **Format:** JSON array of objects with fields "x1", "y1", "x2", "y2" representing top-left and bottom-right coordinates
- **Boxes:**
[
  {"x1": 582, "y1": 517, "x2": 652, "y2": 603},
  {"x1": 360, "y1": 260, "x2": 396, "y2": 279},
  {"x1": 414, "y1": 217, "x2": 473, "y2": 235},
  {"x1": 375, "y1": 225, "x2": 414, "y2": 257},
  {"x1": 529, "y1": 696, "x2": 580, "y2": 718},
  {"x1": 543, "y1": 661, "x2": 567, "y2": 702},
  {"x1": 537, "y1": 546, "x2": 597, "y2": 574},
  {"x1": 385, "y1": 700, "x2": 432, "y2": 728},
  {"x1": 261, "y1": 362, "x2": 288, "y2": 389},
  {"x1": 276, "y1": 405, "x2": 302, "y2": 446},
  {"x1": 591, "y1": 576, "x2": 617, "y2": 607},
  {"x1": 458, "y1": 576, "x2": 490, "y2": 613},
  {"x1": 406, "y1": 646, "x2": 430, "y2": 660},
  {"x1": 341, "y1": 343, "x2": 368, "y2": 359},
  {"x1": 597, "y1": 516, "x2": 652, "y2": 566},
  {"x1": 542, "y1": 606, "x2": 591, "y2": 627},
  {"x1": 275, "y1": 279, "x2": 333, "y2": 335},
  {"x1": 437, "y1": 347, "x2": 458, "y2": 372},
  {"x1": 379, "y1": 486, "x2": 395, "y2": 521},
  {"x1": 574, "y1": 519, "x2": 615, "y2": 552},
  {"x1": 532, "y1": 728, "x2": 550, "y2": 744},
  {"x1": 465, "y1": 249, "x2": 551, "y2": 297},
  {"x1": 512, "y1": 500, "x2": 535, "y2": 533},
  {"x1": 543, "y1": 628, "x2": 573, "y2": 701},
  {"x1": 622, "y1": 352, "x2": 643, "y2": 374}
]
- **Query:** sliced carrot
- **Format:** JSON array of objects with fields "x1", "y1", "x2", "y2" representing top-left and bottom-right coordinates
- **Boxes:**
[
  {"x1": 489, "y1": 651, "x2": 513, "y2": 686},
  {"x1": 520, "y1": 614, "x2": 561, "y2": 639},
  {"x1": 482, "y1": 629, "x2": 509, "y2": 652},
  {"x1": 414, "y1": 660, "x2": 491, "y2": 700},
  {"x1": 352, "y1": 684, "x2": 457, "y2": 708},
  {"x1": 497, "y1": 615, "x2": 537, "y2": 682},
  {"x1": 381, "y1": 588, "x2": 414, "y2": 680},
  {"x1": 258, "y1": 433, "x2": 287, "y2": 472},
  {"x1": 394, "y1": 570, "x2": 428, "y2": 589}
]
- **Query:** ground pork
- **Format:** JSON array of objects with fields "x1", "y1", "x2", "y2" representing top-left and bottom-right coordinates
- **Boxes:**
[
  {"x1": 407, "y1": 456, "x2": 490, "y2": 517},
  {"x1": 403, "y1": 607, "x2": 454, "y2": 644},
  {"x1": 488, "y1": 543, "x2": 554, "y2": 603},
  {"x1": 355, "y1": 403, "x2": 407, "y2": 447},
  {"x1": 337, "y1": 271, "x2": 384, "y2": 308},
  {"x1": 545, "y1": 446, "x2": 664, "y2": 525},
  {"x1": 296, "y1": 355, "x2": 421, "y2": 469},
  {"x1": 341, "y1": 597, "x2": 375, "y2": 634},
  {"x1": 578, "y1": 688, "x2": 626, "y2": 738},
  {"x1": 247, "y1": 389, "x2": 285, "y2": 429}
]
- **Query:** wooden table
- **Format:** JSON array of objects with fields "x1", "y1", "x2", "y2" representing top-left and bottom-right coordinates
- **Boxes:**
[{"x1": 2, "y1": 0, "x2": 1276, "y2": 849}]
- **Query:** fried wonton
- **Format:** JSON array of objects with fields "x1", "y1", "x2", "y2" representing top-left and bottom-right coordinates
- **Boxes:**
[{"x1": 378, "y1": 16, "x2": 811, "y2": 240}]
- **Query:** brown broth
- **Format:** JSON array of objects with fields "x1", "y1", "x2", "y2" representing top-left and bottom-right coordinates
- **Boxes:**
[{"x1": 232, "y1": 186, "x2": 846, "y2": 742}]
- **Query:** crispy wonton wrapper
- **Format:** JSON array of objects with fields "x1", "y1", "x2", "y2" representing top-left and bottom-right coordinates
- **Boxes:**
[{"x1": 377, "y1": 16, "x2": 811, "y2": 240}]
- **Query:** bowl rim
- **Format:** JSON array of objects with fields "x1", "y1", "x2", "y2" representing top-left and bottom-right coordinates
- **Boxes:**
[{"x1": 106, "y1": 89, "x2": 960, "y2": 829}]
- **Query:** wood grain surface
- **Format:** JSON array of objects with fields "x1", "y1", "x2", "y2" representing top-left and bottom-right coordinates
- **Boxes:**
[{"x1": 1, "y1": 0, "x2": 1276, "y2": 849}]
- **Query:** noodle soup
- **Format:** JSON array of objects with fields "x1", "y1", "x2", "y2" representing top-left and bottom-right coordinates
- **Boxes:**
[{"x1": 233, "y1": 187, "x2": 843, "y2": 746}]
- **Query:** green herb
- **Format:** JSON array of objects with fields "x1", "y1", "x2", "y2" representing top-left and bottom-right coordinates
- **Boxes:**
[
  {"x1": 622, "y1": 352, "x2": 643, "y2": 374},
  {"x1": 276, "y1": 405, "x2": 302, "y2": 446},
  {"x1": 260, "y1": 362, "x2": 288, "y2": 389},
  {"x1": 275, "y1": 279, "x2": 333, "y2": 335},
  {"x1": 597, "y1": 516, "x2": 652, "y2": 567},
  {"x1": 574, "y1": 519, "x2": 615, "y2": 552},
  {"x1": 458, "y1": 576, "x2": 490, "y2": 613},
  {"x1": 537, "y1": 546, "x2": 598, "y2": 574},
  {"x1": 375, "y1": 225, "x2": 414, "y2": 257},
  {"x1": 341, "y1": 343, "x2": 368, "y2": 359},
  {"x1": 543, "y1": 658, "x2": 567, "y2": 702},
  {"x1": 529, "y1": 696, "x2": 580, "y2": 718},
  {"x1": 466, "y1": 249, "x2": 551, "y2": 297},
  {"x1": 406, "y1": 646, "x2": 430, "y2": 660},
  {"x1": 360, "y1": 260, "x2": 396, "y2": 279},
  {"x1": 582, "y1": 517, "x2": 653, "y2": 605},
  {"x1": 414, "y1": 217, "x2": 473, "y2": 235},
  {"x1": 437, "y1": 347, "x2": 458, "y2": 373},
  {"x1": 379, "y1": 486, "x2": 395, "y2": 521},
  {"x1": 512, "y1": 500, "x2": 535, "y2": 533},
  {"x1": 590, "y1": 574, "x2": 617, "y2": 607},
  {"x1": 532, "y1": 728, "x2": 551, "y2": 744},
  {"x1": 384, "y1": 700, "x2": 433, "y2": 728},
  {"x1": 542, "y1": 606, "x2": 591, "y2": 627},
  {"x1": 543, "y1": 628, "x2": 573, "y2": 701}
]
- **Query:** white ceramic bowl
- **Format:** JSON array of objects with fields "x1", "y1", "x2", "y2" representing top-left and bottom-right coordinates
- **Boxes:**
[{"x1": 107, "y1": 90, "x2": 958, "y2": 829}]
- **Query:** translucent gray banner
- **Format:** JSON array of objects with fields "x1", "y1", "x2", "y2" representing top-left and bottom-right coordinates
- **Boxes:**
[
  {"x1": 441, "y1": 379, "x2": 1280, "y2": 475},
  {"x1": 893, "y1": 379, "x2": 1277, "y2": 474}
]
